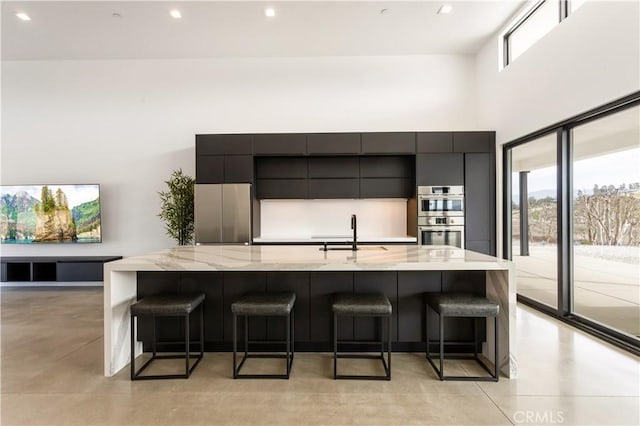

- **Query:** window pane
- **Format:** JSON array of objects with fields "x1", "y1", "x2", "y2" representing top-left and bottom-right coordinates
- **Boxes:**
[
  {"x1": 572, "y1": 105, "x2": 640, "y2": 338},
  {"x1": 509, "y1": 0, "x2": 559, "y2": 63},
  {"x1": 510, "y1": 133, "x2": 558, "y2": 308}
]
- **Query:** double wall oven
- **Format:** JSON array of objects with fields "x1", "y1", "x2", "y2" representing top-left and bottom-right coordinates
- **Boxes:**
[{"x1": 418, "y1": 186, "x2": 465, "y2": 248}]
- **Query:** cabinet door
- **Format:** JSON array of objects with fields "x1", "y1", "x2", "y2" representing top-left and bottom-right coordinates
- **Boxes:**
[
  {"x1": 417, "y1": 132, "x2": 453, "y2": 153},
  {"x1": 253, "y1": 134, "x2": 307, "y2": 155},
  {"x1": 398, "y1": 271, "x2": 441, "y2": 342},
  {"x1": 307, "y1": 133, "x2": 361, "y2": 155},
  {"x1": 453, "y1": 132, "x2": 493, "y2": 153},
  {"x1": 309, "y1": 272, "x2": 354, "y2": 342},
  {"x1": 222, "y1": 272, "x2": 267, "y2": 341},
  {"x1": 256, "y1": 179, "x2": 308, "y2": 199},
  {"x1": 465, "y1": 153, "x2": 492, "y2": 243},
  {"x1": 416, "y1": 153, "x2": 463, "y2": 186},
  {"x1": 266, "y1": 272, "x2": 310, "y2": 342},
  {"x1": 196, "y1": 134, "x2": 253, "y2": 155},
  {"x1": 360, "y1": 178, "x2": 411, "y2": 198},
  {"x1": 224, "y1": 155, "x2": 253, "y2": 183},
  {"x1": 255, "y1": 157, "x2": 307, "y2": 179},
  {"x1": 57, "y1": 262, "x2": 102, "y2": 281},
  {"x1": 308, "y1": 178, "x2": 359, "y2": 199},
  {"x1": 308, "y1": 157, "x2": 359, "y2": 178},
  {"x1": 353, "y1": 272, "x2": 398, "y2": 341},
  {"x1": 361, "y1": 133, "x2": 415, "y2": 154},
  {"x1": 466, "y1": 240, "x2": 491, "y2": 255},
  {"x1": 196, "y1": 155, "x2": 224, "y2": 184},
  {"x1": 181, "y1": 272, "x2": 224, "y2": 342},
  {"x1": 360, "y1": 156, "x2": 412, "y2": 178}
]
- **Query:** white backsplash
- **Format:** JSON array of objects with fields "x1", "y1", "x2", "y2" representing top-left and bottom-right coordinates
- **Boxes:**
[{"x1": 259, "y1": 199, "x2": 408, "y2": 238}]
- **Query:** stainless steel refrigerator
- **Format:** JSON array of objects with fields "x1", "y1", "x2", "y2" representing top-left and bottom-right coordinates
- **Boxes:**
[{"x1": 194, "y1": 184, "x2": 252, "y2": 244}]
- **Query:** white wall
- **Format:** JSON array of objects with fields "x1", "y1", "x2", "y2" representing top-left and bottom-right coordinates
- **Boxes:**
[
  {"x1": 476, "y1": 0, "x2": 640, "y2": 145},
  {"x1": 1, "y1": 55, "x2": 478, "y2": 256}
]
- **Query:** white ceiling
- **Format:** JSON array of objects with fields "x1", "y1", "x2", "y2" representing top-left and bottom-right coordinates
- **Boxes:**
[{"x1": 2, "y1": 1, "x2": 525, "y2": 60}]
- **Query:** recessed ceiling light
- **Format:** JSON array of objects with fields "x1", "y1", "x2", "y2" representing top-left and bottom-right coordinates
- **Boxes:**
[
  {"x1": 16, "y1": 12, "x2": 31, "y2": 21},
  {"x1": 170, "y1": 10, "x2": 182, "y2": 19},
  {"x1": 437, "y1": 4, "x2": 453, "y2": 15},
  {"x1": 265, "y1": 7, "x2": 276, "y2": 18},
  {"x1": 380, "y1": 8, "x2": 388, "y2": 15},
  {"x1": 112, "y1": 12, "x2": 122, "y2": 18}
]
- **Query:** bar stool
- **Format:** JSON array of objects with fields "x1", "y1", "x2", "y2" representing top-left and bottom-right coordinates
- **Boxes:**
[
  {"x1": 425, "y1": 292, "x2": 499, "y2": 382},
  {"x1": 231, "y1": 292, "x2": 296, "y2": 379},
  {"x1": 130, "y1": 292, "x2": 205, "y2": 380},
  {"x1": 332, "y1": 293, "x2": 392, "y2": 380}
]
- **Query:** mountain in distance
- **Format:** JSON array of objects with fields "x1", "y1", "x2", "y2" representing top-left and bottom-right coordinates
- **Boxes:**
[
  {"x1": 71, "y1": 198, "x2": 101, "y2": 235},
  {"x1": 0, "y1": 191, "x2": 39, "y2": 239}
]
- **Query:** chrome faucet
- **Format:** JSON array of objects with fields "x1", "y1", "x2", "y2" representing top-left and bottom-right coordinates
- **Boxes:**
[{"x1": 351, "y1": 214, "x2": 358, "y2": 251}]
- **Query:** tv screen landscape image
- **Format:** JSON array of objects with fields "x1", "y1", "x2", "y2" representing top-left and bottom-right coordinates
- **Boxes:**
[{"x1": 1, "y1": 184, "x2": 101, "y2": 244}]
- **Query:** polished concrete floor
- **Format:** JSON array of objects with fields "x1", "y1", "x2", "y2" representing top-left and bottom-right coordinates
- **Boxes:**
[{"x1": 1, "y1": 287, "x2": 639, "y2": 425}]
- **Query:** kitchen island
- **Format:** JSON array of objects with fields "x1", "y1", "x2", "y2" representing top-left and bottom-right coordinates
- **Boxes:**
[{"x1": 104, "y1": 245, "x2": 516, "y2": 378}]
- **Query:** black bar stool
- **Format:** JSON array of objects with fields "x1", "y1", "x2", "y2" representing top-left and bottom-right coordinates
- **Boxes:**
[
  {"x1": 231, "y1": 292, "x2": 296, "y2": 379},
  {"x1": 425, "y1": 292, "x2": 499, "y2": 382},
  {"x1": 332, "y1": 293, "x2": 392, "y2": 380},
  {"x1": 130, "y1": 292, "x2": 205, "y2": 380}
]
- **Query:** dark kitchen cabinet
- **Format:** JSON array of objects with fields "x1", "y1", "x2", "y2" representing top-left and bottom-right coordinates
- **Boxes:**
[
  {"x1": 453, "y1": 132, "x2": 493, "y2": 153},
  {"x1": 360, "y1": 178, "x2": 411, "y2": 198},
  {"x1": 353, "y1": 272, "x2": 398, "y2": 342},
  {"x1": 416, "y1": 153, "x2": 464, "y2": 186},
  {"x1": 196, "y1": 134, "x2": 253, "y2": 155},
  {"x1": 182, "y1": 272, "x2": 224, "y2": 342},
  {"x1": 256, "y1": 179, "x2": 308, "y2": 199},
  {"x1": 361, "y1": 132, "x2": 415, "y2": 154},
  {"x1": 308, "y1": 178, "x2": 359, "y2": 199},
  {"x1": 253, "y1": 134, "x2": 307, "y2": 155},
  {"x1": 266, "y1": 272, "x2": 310, "y2": 342},
  {"x1": 256, "y1": 157, "x2": 307, "y2": 179},
  {"x1": 222, "y1": 272, "x2": 267, "y2": 342},
  {"x1": 417, "y1": 132, "x2": 453, "y2": 153},
  {"x1": 196, "y1": 155, "x2": 253, "y2": 184},
  {"x1": 57, "y1": 262, "x2": 103, "y2": 282},
  {"x1": 466, "y1": 240, "x2": 492, "y2": 255},
  {"x1": 308, "y1": 157, "x2": 359, "y2": 178},
  {"x1": 465, "y1": 153, "x2": 495, "y2": 255},
  {"x1": 224, "y1": 155, "x2": 253, "y2": 183},
  {"x1": 309, "y1": 272, "x2": 354, "y2": 342},
  {"x1": 307, "y1": 133, "x2": 361, "y2": 155},
  {"x1": 397, "y1": 271, "x2": 441, "y2": 342},
  {"x1": 360, "y1": 156, "x2": 412, "y2": 178},
  {"x1": 196, "y1": 155, "x2": 225, "y2": 184}
]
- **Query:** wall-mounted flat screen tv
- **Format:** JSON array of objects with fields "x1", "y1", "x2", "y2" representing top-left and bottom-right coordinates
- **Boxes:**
[{"x1": 1, "y1": 184, "x2": 101, "y2": 244}]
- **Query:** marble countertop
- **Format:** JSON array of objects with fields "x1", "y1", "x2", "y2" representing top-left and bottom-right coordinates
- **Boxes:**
[
  {"x1": 105, "y1": 245, "x2": 512, "y2": 272},
  {"x1": 252, "y1": 236, "x2": 417, "y2": 244}
]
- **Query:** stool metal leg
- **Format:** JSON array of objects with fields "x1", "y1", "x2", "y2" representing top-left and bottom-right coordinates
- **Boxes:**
[
  {"x1": 286, "y1": 312, "x2": 291, "y2": 378},
  {"x1": 333, "y1": 313, "x2": 338, "y2": 379},
  {"x1": 232, "y1": 313, "x2": 238, "y2": 378},
  {"x1": 130, "y1": 313, "x2": 135, "y2": 380},
  {"x1": 386, "y1": 314, "x2": 392, "y2": 380},
  {"x1": 494, "y1": 316, "x2": 499, "y2": 381},
  {"x1": 185, "y1": 312, "x2": 190, "y2": 378},
  {"x1": 439, "y1": 313, "x2": 444, "y2": 380}
]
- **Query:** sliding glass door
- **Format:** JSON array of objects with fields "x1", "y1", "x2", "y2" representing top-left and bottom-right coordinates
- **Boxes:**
[
  {"x1": 504, "y1": 94, "x2": 640, "y2": 349},
  {"x1": 571, "y1": 105, "x2": 640, "y2": 338},
  {"x1": 509, "y1": 134, "x2": 558, "y2": 309}
]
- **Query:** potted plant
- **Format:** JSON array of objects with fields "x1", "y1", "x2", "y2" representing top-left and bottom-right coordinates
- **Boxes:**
[{"x1": 158, "y1": 169, "x2": 195, "y2": 245}]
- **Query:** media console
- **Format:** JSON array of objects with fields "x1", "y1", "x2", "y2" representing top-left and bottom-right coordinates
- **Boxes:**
[{"x1": 0, "y1": 256, "x2": 122, "y2": 283}]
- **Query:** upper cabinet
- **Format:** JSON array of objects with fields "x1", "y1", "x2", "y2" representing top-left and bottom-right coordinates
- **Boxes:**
[
  {"x1": 196, "y1": 134, "x2": 253, "y2": 155},
  {"x1": 416, "y1": 132, "x2": 453, "y2": 153},
  {"x1": 361, "y1": 133, "x2": 415, "y2": 154},
  {"x1": 253, "y1": 134, "x2": 307, "y2": 155},
  {"x1": 453, "y1": 132, "x2": 494, "y2": 153},
  {"x1": 307, "y1": 133, "x2": 361, "y2": 155},
  {"x1": 416, "y1": 153, "x2": 464, "y2": 186}
]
